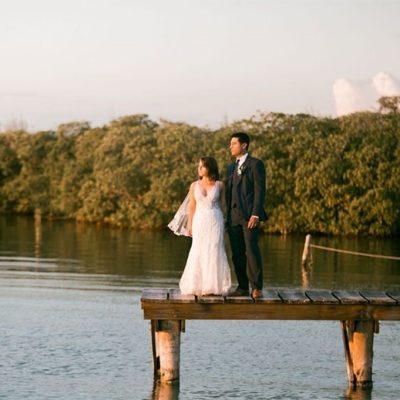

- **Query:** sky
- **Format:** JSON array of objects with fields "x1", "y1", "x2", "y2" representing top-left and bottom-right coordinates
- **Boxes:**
[{"x1": 1, "y1": 0, "x2": 400, "y2": 132}]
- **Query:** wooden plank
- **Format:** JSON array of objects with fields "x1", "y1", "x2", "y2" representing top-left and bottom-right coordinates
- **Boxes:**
[
  {"x1": 168, "y1": 288, "x2": 196, "y2": 303},
  {"x1": 254, "y1": 289, "x2": 282, "y2": 304},
  {"x1": 387, "y1": 291, "x2": 400, "y2": 303},
  {"x1": 141, "y1": 288, "x2": 169, "y2": 303},
  {"x1": 359, "y1": 291, "x2": 397, "y2": 305},
  {"x1": 306, "y1": 290, "x2": 339, "y2": 304},
  {"x1": 142, "y1": 302, "x2": 400, "y2": 321},
  {"x1": 197, "y1": 295, "x2": 225, "y2": 304},
  {"x1": 332, "y1": 291, "x2": 368, "y2": 304},
  {"x1": 225, "y1": 294, "x2": 254, "y2": 304},
  {"x1": 278, "y1": 289, "x2": 311, "y2": 304}
]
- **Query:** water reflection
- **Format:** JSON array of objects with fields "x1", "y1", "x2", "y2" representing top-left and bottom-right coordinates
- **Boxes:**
[
  {"x1": 343, "y1": 386, "x2": 373, "y2": 400},
  {"x1": 151, "y1": 380, "x2": 179, "y2": 400},
  {"x1": 34, "y1": 212, "x2": 42, "y2": 260},
  {"x1": 1, "y1": 215, "x2": 400, "y2": 291}
]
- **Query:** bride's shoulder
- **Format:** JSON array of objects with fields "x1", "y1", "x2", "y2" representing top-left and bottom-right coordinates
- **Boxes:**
[
  {"x1": 216, "y1": 180, "x2": 224, "y2": 189},
  {"x1": 189, "y1": 180, "x2": 199, "y2": 190}
]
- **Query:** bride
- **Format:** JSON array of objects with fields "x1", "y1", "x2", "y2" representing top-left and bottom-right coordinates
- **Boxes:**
[{"x1": 169, "y1": 157, "x2": 231, "y2": 296}]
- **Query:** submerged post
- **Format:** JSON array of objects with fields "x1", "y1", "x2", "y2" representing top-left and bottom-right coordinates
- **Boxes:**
[
  {"x1": 152, "y1": 379, "x2": 180, "y2": 399},
  {"x1": 153, "y1": 320, "x2": 182, "y2": 383}
]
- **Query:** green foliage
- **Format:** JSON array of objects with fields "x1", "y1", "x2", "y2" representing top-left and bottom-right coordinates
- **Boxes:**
[{"x1": 1, "y1": 103, "x2": 400, "y2": 236}]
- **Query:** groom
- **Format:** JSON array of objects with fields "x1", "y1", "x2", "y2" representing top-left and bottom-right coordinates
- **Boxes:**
[{"x1": 225, "y1": 132, "x2": 267, "y2": 299}]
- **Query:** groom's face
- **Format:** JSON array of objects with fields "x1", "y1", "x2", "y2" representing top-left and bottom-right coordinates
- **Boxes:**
[{"x1": 230, "y1": 137, "x2": 247, "y2": 158}]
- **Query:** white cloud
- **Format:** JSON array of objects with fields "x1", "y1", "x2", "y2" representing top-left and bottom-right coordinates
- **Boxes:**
[
  {"x1": 372, "y1": 72, "x2": 400, "y2": 97},
  {"x1": 333, "y1": 72, "x2": 400, "y2": 116}
]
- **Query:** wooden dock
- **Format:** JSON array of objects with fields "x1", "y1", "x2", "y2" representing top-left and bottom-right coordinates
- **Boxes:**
[{"x1": 141, "y1": 288, "x2": 400, "y2": 387}]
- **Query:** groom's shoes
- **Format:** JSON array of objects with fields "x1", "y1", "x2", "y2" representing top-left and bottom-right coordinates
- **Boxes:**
[
  {"x1": 251, "y1": 289, "x2": 263, "y2": 299},
  {"x1": 229, "y1": 287, "x2": 249, "y2": 297}
]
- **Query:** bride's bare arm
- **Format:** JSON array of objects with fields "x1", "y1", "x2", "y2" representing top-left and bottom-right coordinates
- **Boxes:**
[{"x1": 187, "y1": 182, "x2": 197, "y2": 236}]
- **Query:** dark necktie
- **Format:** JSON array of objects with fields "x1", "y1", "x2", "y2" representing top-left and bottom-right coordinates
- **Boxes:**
[{"x1": 235, "y1": 159, "x2": 240, "y2": 172}]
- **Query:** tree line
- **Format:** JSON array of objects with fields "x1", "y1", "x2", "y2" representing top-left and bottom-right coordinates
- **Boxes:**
[{"x1": 1, "y1": 98, "x2": 399, "y2": 236}]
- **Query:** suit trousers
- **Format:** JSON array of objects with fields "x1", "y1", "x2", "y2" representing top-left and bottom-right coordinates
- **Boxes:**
[{"x1": 227, "y1": 222, "x2": 263, "y2": 291}]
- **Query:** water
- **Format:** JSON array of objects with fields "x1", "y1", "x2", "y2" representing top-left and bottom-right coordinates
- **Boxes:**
[{"x1": 1, "y1": 215, "x2": 400, "y2": 399}]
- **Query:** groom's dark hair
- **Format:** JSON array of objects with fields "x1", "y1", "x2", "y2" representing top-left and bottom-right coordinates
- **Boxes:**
[{"x1": 231, "y1": 132, "x2": 250, "y2": 150}]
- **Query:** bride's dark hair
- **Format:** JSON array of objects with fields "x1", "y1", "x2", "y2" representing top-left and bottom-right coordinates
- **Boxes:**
[{"x1": 200, "y1": 157, "x2": 219, "y2": 180}]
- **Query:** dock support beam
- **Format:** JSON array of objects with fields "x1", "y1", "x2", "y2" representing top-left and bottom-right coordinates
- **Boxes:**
[
  {"x1": 151, "y1": 320, "x2": 183, "y2": 383},
  {"x1": 342, "y1": 320, "x2": 376, "y2": 387}
]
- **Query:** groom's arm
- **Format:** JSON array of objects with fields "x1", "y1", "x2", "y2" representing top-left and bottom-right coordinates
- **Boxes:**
[{"x1": 251, "y1": 159, "x2": 266, "y2": 218}]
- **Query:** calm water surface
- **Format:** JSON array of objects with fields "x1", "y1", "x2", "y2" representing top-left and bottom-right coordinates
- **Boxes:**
[{"x1": 1, "y1": 215, "x2": 400, "y2": 399}]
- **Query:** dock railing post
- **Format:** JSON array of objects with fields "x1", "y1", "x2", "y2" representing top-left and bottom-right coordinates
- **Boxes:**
[{"x1": 301, "y1": 234, "x2": 312, "y2": 267}]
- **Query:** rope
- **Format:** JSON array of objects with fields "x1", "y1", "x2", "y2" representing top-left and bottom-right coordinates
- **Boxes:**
[{"x1": 310, "y1": 244, "x2": 400, "y2": 261}]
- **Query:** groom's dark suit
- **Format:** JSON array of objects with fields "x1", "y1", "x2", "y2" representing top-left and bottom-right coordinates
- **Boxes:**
[{"x1": 225, "y1": 154, "x2": 267, "y2": 291}]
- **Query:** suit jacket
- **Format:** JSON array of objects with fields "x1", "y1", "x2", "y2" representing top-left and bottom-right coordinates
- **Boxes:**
[{"x1": 225, "y1": 154, "x2": 267, "y2": 222}]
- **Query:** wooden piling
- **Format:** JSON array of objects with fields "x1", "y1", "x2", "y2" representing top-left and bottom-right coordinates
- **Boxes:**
[
  {"x1": 154, "y1": 320, "x2": 181, "y2": 383},
  {"x1": 301, "y1": 234, "x2": 312, "y2": 266},
  {"x1": 151, "y1": 320, "x2": 160, "y2": 374},
  {"x1": 349, "y1": 320, "x2": 374, "y2": 387},
  {"x1": 301, "y1": 263, "x2": 311, "y2": 289},
  {"x1": 341, "y1": 321, "x2": 354, "y2": 385},
  {"x1": 342, "y1": 320, "x2": 375, "y2": 387}
]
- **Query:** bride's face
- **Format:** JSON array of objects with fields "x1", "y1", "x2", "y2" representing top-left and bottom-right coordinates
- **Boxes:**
[{"x1": 198, "y1": 161, "x2": 208, "y2": 178}]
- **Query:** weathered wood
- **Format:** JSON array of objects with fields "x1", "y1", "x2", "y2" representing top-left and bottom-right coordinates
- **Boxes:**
[
  {"x1": 306, "y1": 290, "x2": 340, "y2": 304},
  {"x1": 151, "y1": 320, "x2": 159, "y2": 374},
  {"x1": 141, "y1": 286, "x2": 400, "y2": 321},
  {"x1": 341, "y1": 321, "x2": 355, "y2": 385},
  {"x1": 168, "y1": 288, "x2": 196, "y2": 303},
  {"x1": 254, "y1": 289, "x2": 282, "y2": 304},
  {"x1": 278, "y1": 289, "x2": 311, "y2": 304},
  {"x1": 301, "y1": 234, "x2": 312, "y2": 266},
  {"x1": 225, "y1": 294, "x2": 253, "y2": 304},
  {"x1": 156, "y1": 320, "x2": 181, "y2": 382},
  {"x1": 359, "y1": 291, "x2": 397, "y2": 305},
  {"x1": 142, "y1": 302, "x2": 400, "y2": 321},
  {"x1": 142, "y1": 289, "x2": 169, "y2": 302},
  {"x1": 348, "y1": 320, "x2": 374, "y2": 387},
  {"x1": 387, "y1": 291, "x2": 400, "y2": 303},
  {"x1": 332, "y1": 291, "x2": 368, "y2": 304},
  {"x1": 197, "y1": 295, "x2": 225, "y2": 304},
  {"x1": 141, "y1": 288, "x2": 400, "y2": 386},
  {"x1": 301, "y1": 264, "x2": 311, "y2": 289}
]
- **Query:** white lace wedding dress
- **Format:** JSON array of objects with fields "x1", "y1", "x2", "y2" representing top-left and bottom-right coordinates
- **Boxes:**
[{"x1": 179, "y1": 181, "x2": 231, "y2": 296}]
